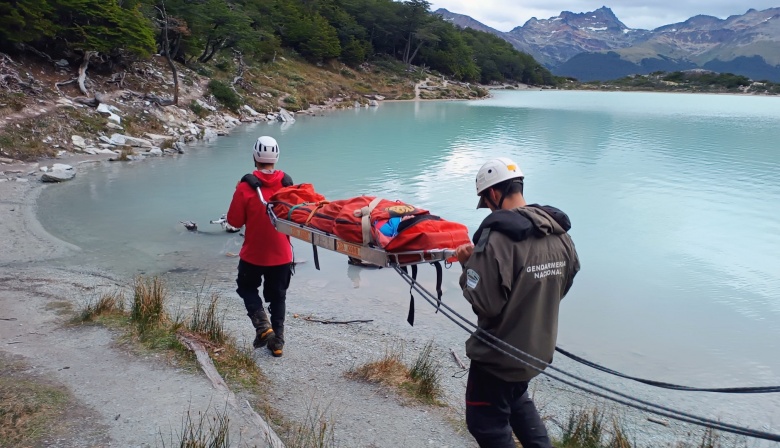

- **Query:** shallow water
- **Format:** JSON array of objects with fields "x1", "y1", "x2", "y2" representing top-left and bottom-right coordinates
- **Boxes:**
[{"x1": 37, "y1": 91, "x2": 780, "y2": 427}]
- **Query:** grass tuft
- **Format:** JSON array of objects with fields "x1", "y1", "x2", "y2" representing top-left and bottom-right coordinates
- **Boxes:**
[
  {"x1": 131, "y1": 275, "x2": 167, "y2": 333},
  {"x1": 161, "y1": 405, "x2": 231, "y2": 448},
  {"x1": 188, "y1": 293, "x2": 226, "y2": 345},
  {"x1": 77, "y1": 291, "x2": 125, "y2": 322},
  {"x1": 347, "y1": 340, "x2": 443, "y2": 405},
  {"x1": 284, "y1": 402, "x2": 337, "y2": 448},
  {"x1": 409, "y1": 340, "x2": 442, "y2": 401}
]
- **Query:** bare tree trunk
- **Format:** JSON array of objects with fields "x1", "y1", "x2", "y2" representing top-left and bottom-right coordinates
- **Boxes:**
[
  {"x1": 408, "y1": 40, "x2": 424, "y2": 66},
  {"x1": 156, "y1": 2, "x2": 178, "y2": 105},
  {"x1": 77, "y1": 51, "x2": 96, "y2": 96}
]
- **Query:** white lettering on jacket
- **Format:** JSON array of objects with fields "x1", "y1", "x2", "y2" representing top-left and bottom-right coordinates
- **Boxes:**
[{"x1": 526, "y1": 261, "x2": 566, "y2": 279}]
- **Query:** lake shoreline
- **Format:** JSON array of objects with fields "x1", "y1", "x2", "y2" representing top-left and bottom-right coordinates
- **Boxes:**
[{"x1": 1, "y1": 97, "x2": 762, "y2": 446}]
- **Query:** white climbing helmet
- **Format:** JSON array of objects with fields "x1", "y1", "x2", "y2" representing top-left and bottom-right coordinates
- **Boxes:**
[
  {"x1": 253, "y1": 136, "x2": 279, "y2": 164},
  {"x1": 475, "y1": 157, "x2": 524, "y2": 208}
]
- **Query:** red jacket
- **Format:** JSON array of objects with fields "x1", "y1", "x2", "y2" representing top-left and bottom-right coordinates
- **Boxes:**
[{"x1": 227, "y1": 170, "x2": 293, "y2": 267}]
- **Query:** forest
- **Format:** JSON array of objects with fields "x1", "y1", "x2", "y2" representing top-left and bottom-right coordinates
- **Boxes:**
[{"x1": 0, "y1": 0, "x2": 555, "y2": 85}]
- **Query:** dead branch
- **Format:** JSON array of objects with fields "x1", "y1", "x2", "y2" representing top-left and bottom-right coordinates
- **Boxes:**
[
  {"x1": 177, "y1": 333, "x2": 285, "y2": 448},
  {"x1": 106, "y1": 72, "x2": 126, "y2": 88},
  {"x1": 73, "y1": 96, "x2": 99, "y2": 107},
  {"x1": 302, "y1": 316, "x2": 374, "y2": 325},
  {"x1": 155, "y1": 2, "x2": 179, "y2": 105},
  {"x1": 144, "y1": 92, "x2": 175, "y2": 106},
  {"x1": 450, "y1": 348, "x2": 467, "y2": 369},
  {"x1": 77, "y1": 51, "x2": 96, "y2": 96}
]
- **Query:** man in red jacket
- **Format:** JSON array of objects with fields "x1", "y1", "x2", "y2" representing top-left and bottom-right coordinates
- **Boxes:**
[{"x1": 227, "y1": 136, "x2": 294, "y2": 357}]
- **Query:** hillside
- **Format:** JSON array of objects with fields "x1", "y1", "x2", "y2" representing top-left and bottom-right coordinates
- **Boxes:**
[{"x1": 0, "y1": 0, "x2": 557, "y2": 162}]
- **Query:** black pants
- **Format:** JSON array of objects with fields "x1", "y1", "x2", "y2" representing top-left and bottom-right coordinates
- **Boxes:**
[
  {"x1": 466, "y1": 364, "x2": 551, "y2": 448},
  {"x1": 235, "y1": 259, "x2": 292, "y2": 335}
]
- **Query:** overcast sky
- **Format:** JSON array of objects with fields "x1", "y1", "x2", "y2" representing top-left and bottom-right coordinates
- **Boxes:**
[{"x1": 428, "y1": 1, "x2": 780, "y2": 31}]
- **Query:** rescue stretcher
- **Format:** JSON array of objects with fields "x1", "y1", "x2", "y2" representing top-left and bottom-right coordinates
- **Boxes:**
[{"x1": 269, "y1": 209, "x2": 457, "y2": 268}]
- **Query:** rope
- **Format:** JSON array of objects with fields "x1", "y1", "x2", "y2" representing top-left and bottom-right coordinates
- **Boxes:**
[
  {"x1": 393, "y1": 267, "x2": 780, "y2": 443},
  {"x1": 554, "y1": 346, "x2": 780, "y2": 394}
]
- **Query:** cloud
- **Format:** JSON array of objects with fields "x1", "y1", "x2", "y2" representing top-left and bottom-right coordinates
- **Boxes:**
[{"x1": 429, "y1": 0, "x2": 780, "y2": 31}]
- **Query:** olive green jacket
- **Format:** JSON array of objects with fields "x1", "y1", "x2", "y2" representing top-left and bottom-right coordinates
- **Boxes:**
[{"x1": 459, "y1": 205, "x2": 580, "y2": 382}]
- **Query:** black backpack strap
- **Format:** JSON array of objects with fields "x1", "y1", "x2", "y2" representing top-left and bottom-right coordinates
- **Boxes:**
[
  {"x1": 405, "y1": 265, "x2": 418, "y2": 326},
  {"x1": 312, "y1": 243, "x2": 320, "y2": 270},
  {"x1": 432, "y1": 261, "x2": 443, "y2": 313}
]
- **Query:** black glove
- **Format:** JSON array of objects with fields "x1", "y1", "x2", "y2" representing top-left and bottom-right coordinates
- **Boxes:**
[{"x1": 240, "y1": 174, "x2": 262, "y2": 190}]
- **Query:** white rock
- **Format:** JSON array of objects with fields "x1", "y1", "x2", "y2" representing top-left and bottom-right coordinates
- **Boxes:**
[
  {"x1": 15, "y1": 178, "x2": 29, "y2": 183},
  {"x1": 122, "y1": 136, "x2": 152, "y2": 148},
  {"x1": 106, "y1": 122, "x2": 123, "y2": 131},
  {"x1": 368, "y1": 100, "x2": 379, "y2": 107},
  {"x1": 99, "y1": 136, "x2": 114, "y2": 145},
  {"x1": 107, "y1": 114, "x2": 121, "y2": 124},
  {"x1": 83, "y1": 147, "x2": 98, "y2": 155},
  {"x1": 196, "y1": 99, "x2": 217, "y2": 112},
  {"x1": 96, "y1": 148, "x2": 118, "y2": 155},
  {"x1": 202, "y1": 128, "x2": 218, "y2": 141},
  {"x1": 147, "y1": 148, "x2": 163, "y2": 156},
  {"x1": 110, "y1": 134, "x2": 127, "y2": 145},
  {"x1": 56, "y1": 150, "x2": 67, "y2": 157},
  {"x1": 242, "y1": 105, "x2": 261, "y2": 116},
  {"x1": 143, "y1": 133, "x2": 174, "y2": 146},
  {"x1": 41, "y1": 170, "x2": 75, "y2": 182},
  {"x1": 52, "y1": 163, "x2": 73, "y2": 171},
  {"x1": 277, "y1": 108, "x2": 295, "y2": 123},
  {"x1": 71, "y1": 135, "x2": 86, "y2": 149},
  {"x1": 40, "y1": 167, "x2": 49, "y2": 172}
]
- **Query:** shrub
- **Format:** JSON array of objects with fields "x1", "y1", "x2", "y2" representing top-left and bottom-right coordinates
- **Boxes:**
[{"x1": 208, "y1": 80, "x2": 241, "y2": 112}]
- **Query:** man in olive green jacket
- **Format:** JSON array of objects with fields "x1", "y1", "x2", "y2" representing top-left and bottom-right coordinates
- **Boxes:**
[{"x1": 456, "y1": 157, "x2": 580, "y2": 448}]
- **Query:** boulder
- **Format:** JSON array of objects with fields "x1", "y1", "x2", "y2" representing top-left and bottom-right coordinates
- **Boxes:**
[
  {"x1": 106, "y1": 122, "x2": 124, "y2": 131},
  {"x1": 96, "y1": 148, "x2": 118, "y2": 155},
  {"x1": 195, "y1": 99, "x2": 217, "y2": 112},
  {"x1": 368, "y1": 100, "x2": 379, "y2": 107},
  {"x1": 83, "y1": 147, "x2": 98, "y2": 155},
  {"x1": 40, "y1": 166, "x2": 49, "y2": 172},
  {"x1": 97, "y1": 103, "x2": 121, "y2": 124},
  {"x1": 110, "y1": 134, "x2": 151, "y2": 148},
  {"x1": 202, "y1": 128, "x2": 218, "y2": 141},
  {"x1": 143, "y1": 133, "x2": 175, "y2": 146},
  {"x1": 41, "y1": 170, "x2": 76, "y2": 183},
  {"x1": 277, "y1": 108, "x2": 295, "y2": 123},
  {"x1": 147, "y1": 147, "x2": 163, "y2": 156},
  {"x1": 0, "y1": 157, "x2": 14, "y2": 164},
  {"x1": 52, "y1": 163, "x2": 73, "y2": 171},
  {"x1": 71, "y1": 135, "x2": 86, "y2": 149},
  {"x1": 55, "y1": 59, "x2": 69, "y2": 68},
  {"x1": 243, "y1": 105, "x2": 261, "y2": 116},
  {"x1": 99, "y1": 136, "x2": 114, "y2": 145}
]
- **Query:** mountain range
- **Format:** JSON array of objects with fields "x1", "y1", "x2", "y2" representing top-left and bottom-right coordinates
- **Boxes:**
[{"x1": 436, "y1": 6, "x2": 780, "y2": 82}]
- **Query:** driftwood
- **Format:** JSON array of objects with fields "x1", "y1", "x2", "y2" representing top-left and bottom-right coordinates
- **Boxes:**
[
  {"x1": 647, "y1": 417, "x2": 670, "y2": 427},
  {"x1": 178, "y1": 333, "x2": 285, "y2": 448},
  {"x1": 302, "y1": 317, "x2": 374, "y2": 325},
  {"x1": 450, "y1": 348, "x2": 467, "y2": 369}
]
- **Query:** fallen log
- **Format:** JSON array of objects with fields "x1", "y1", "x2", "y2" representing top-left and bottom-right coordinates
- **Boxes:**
[{"x1": 178, "y1": 333, "x2": 285, "y2": 448}]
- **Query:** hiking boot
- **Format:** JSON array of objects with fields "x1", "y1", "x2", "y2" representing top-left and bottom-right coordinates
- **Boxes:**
[
  {"x1": 253, "y1": 327, "x2": 274, "y2": 349},
  {"x1": 267, "y1": 332, "x2": 284, "y2": 357},
  {"x1": 249, "y1": 309, "x2": 274, "y2": 349}
]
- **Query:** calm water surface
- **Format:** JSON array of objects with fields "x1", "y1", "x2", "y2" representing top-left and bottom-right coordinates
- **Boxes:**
[{"x1": 37, "y1": 91, "x2": 780, "y2": 425}]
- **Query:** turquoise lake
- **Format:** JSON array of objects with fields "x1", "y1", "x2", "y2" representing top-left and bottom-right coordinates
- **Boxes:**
[{"x1": 37, "y1": 90, "x2": 780, "y2": 423}]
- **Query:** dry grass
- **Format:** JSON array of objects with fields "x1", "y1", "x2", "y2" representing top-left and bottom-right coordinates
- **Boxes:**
[
  {"x1": 77, "y1": 291, "x2": 125, "y2": 322},
  {"x1": 283, "y1": 402, "x2": 337, "y2": 448},
  {"x1": 0, "y1": 358, "x2": 67, "y2": 447},
  {"x1": 160, "y1": 405, "x2": 231, "y2": 448},
  {"x1": 347, "y1": 341, "x2": 444, "y2": 405},
  {"x1": 188, "y1": 292, "x2": 226, "y2": 345},
  {"x1": 556, "y1": 408, "x2": 633, "y2": 448},
  {"x1": 131, "y1": 275, "x2": 167, "y2": 333}
]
